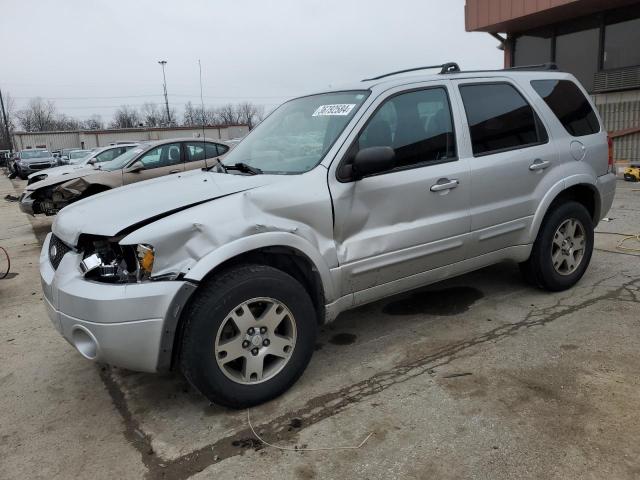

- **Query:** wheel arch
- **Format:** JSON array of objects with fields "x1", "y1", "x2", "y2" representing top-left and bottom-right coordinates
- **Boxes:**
[
  {"x1": 530, "y1": 177, "x2": 600, "y2": 241},
  {"x1": 160, "y1": 234, "x2": 334, "y2": 372}
]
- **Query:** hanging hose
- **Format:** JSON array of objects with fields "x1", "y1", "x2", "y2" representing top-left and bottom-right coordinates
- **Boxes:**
[{"x1": 0, "y1": 246, "x2": 9, "y2": 279}]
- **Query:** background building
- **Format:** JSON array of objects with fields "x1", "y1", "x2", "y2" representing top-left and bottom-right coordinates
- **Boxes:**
[
  {"x1": 12, "y1": 124, "x2": 249, "y2": 152},
  {"x1": 465, "y1": 0, "x2": 640, "y2": 164}
]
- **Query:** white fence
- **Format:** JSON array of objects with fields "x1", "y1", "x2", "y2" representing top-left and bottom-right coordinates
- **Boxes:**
[{"x1": 12, "y1": 125, "x2": 249, "y2": 151}]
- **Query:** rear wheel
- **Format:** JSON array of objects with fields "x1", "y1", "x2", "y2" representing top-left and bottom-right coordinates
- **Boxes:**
[
  {"x1": 180, "y1": 264, "x2": 317, "y2": 408},
  {"x1": 520, "y1": 201, "x2": 594, "y2": 291}
]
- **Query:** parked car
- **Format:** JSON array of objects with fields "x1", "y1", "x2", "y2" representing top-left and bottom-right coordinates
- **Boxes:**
[
  {"x1": 12, "y1": 149, "x2": 57, "y2": 179},
  {"x1": 59, "y1": 148, "x2": 83, "y2": 165},
  {"x1": 26, "y1": 144, "x2": 139, "y2": 185},
  {"x1": 39, "y1": 64, "x2": 615, "y2": 408},
  {"x1": 21, "y1": 138, "x2": 229, "y2": 215}
]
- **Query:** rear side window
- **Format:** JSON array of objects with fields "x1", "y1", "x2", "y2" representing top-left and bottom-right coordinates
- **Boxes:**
[
  {"x1": 531, "y1": 79, "x2": 600, "y2": 137},
  {"x1": 459, "y1": 83, "x2": 548, "y2": 156}
]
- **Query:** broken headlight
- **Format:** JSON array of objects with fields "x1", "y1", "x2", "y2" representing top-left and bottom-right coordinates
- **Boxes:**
[{"x1": 78, "y1": 235, "x2": 155, "y2": 283}]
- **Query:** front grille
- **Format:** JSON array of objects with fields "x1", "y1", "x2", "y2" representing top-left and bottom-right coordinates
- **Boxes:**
[
  {"x1": 49, "y1": 234, "x2": 72, "y2": 270},
  {"x1": 29, "y1": 162, "x2": 52, "y2": 170}
]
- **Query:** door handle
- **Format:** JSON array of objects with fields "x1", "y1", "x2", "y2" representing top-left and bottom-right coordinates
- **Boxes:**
[
  {"x1": 169, "y1": 169, "x2": 181, "y2": 174},
  {"x1": 529, "y1": 159, "x2": 550, "y2": 171},
  {"x1": 430, "y1": 178, "x2": 459, "y2": 192}
]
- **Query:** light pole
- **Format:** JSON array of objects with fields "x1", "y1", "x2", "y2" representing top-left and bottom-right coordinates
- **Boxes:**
[{"x1": 158, "y1": 60, "x2": 171, "y2": 125}]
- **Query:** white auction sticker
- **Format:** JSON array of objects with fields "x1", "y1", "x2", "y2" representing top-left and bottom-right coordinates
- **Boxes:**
[{"x1": 312, "y1": 104, "x2": 356, "y2": 116}]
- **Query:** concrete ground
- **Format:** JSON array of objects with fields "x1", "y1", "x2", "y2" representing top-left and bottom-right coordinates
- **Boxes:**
[{"x1": 1, "y1": 172, "x2": 639, "y2": 480}]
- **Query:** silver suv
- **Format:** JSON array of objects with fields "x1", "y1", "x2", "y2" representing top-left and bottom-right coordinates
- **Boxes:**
[{"x1": 40, "y1": 64, "x2": 616, "y2": 408}]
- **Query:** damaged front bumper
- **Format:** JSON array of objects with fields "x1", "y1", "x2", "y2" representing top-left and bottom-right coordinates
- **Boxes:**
[
  {"x1": 40, "y1": 233, "x2": 195, "y2": 372},
  {"x1": 19, "y1": 181, "x2": 81, "y2": 216}
]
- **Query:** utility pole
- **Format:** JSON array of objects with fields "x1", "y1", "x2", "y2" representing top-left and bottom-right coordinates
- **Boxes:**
[
  {"x1": 158, "y1": 60, "x2": 171, "y2": 125},
  {"x1": 0, "y1": 88, "x2": 12, "y2": 152}
]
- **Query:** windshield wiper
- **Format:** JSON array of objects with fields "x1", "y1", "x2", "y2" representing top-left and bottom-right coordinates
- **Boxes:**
[
  {"x1": 205, "y1": 157, "x2": 228, "y2": 173},
  {"x1": 225, "y1": 162, "x2": 262, "y2": 175}
]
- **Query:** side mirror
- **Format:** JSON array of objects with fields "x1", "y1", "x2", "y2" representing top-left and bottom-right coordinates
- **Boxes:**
[
  {"x1": 61, "y1": 155, "x2": 69, "y2": 161},
  {"x1": 127, "y1": 160, "x2": 145, "y2": 173},
  {"x1": 87, "y1": 158, "x2": 96, "y2": 165},
  {"x1": 352, "y1": 146, "x2": 396, "y2": 180}
]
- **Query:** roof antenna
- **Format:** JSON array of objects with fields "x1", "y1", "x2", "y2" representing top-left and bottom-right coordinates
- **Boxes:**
[{"x1": 198, "y1": 59, "x2": 208, "y2": 169}]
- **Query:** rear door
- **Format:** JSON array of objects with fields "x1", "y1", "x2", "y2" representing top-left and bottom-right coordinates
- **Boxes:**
[
  {"x1": 452, "y1": 79, "x2": 558, "y2": 258},
  {"x1": 122, "y1": 142, "x2": 184, "y2": 184},
  {"x1": 530, "y1": 78, "x2": 606, "y2": 175}
]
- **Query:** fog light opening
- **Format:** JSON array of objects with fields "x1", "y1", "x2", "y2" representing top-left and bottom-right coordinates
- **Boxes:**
[{"x1": 72, "y1": 327, "x2": 98, "y2": 360}]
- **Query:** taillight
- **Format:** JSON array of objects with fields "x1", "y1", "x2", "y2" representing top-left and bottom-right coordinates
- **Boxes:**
[{"x1": 607, "y1": 136, "x2": 614, "y2": 173}]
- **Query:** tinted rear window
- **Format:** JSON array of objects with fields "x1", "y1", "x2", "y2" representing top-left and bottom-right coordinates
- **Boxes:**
[
  {"x1": 531, "y1": 80, "x2": 600, "y2": 137},
  {"x1": 459, "y1": 83, "x2": 548, "y2": 156}
]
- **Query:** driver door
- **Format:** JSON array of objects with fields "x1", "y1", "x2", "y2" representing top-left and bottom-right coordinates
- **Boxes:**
[
  {"x1": 329, "y1": 83, "x2": 471, "y2": 298},
  {"x1": 123, "y1": 142, "x2": 184, "y2": 184}
]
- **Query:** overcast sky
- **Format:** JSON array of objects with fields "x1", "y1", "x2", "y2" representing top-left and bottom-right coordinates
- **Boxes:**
[{"x1": 1, "y1": 0, "x2": 501, "y2": 121}]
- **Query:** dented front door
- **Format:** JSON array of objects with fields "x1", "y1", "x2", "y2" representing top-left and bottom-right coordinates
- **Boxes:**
[{"x1": 329, "y1": 83, "x2": 471, "y2": 296}]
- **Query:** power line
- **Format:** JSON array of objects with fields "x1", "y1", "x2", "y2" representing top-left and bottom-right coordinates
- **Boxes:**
[{"x1": 11, "y1": 93, "x2": 291, "y2": 101}]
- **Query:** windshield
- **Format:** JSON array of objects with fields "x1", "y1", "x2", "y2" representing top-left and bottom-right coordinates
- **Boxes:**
[
  {"x1": 222, "y1": 90, "x2": 369, "y2": 174},
  {"x1": 21, "y1": 150, "x2": 50, "y2": 159},
  {"x1": 98, "y1": 147, "x2": 144, "y2": 171},
  {"x1": 69, "y1": 150, "x2": 92, "y2": 161}
]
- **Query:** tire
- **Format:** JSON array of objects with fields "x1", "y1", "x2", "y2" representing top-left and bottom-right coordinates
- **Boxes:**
[
  {"x1": 519, "y1": 201, "x2": 594, "y2": 292},
  {"x1": 180, "y1": 264, "x2": 317, "y2": 408}
]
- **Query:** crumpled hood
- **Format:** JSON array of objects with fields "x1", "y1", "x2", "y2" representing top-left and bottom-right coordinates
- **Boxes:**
[
  {"x1": 53, "y1": 170, "x2": 280, "y2": 245},
  {"x1": 26, "y1": 165, "x2": 97, "y2": 191},
  {"x1": 28, "y1": 164, "x2": 92, "y2": 181}
]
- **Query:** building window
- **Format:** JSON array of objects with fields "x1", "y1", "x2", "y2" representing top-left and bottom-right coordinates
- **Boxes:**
[
  {"x1": 459, "y1": 83, "x2": 548, "y2": 157},
  {"x1": 604, "y1": 18, "x2": 640, "y2": 70},
  {"x1": 555, "y1": 27, "x2": 600, "y2": 92},
  {"x1": 514, "y1": 30, "x2": 553, "y2": 66}
]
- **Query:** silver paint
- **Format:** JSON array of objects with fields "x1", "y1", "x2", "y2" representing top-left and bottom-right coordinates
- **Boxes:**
[{"x1": 41, "y1": 69, "x2": 615, "y2": 372}]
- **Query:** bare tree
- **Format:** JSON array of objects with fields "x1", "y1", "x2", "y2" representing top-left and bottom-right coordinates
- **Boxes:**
[
  {"x1": 141, "y1": 102, "x2": 162, "y2": 127},
  {"x1": 16, "y1": 97, "x2": 59, "y2": 132},
  {"x1": 110, "y1": 105, "x2": 141, "y2": 129},
  {"x1": 236, "y1": 101, "x2": 265, "y2": 130},
  {"x1": 81, "y1": 115, "x2": 104, "y2": 130},
  {"x1": 183, "y1": 101, "x2": 217, "y2": 127},
  {"x1": 183, "y1": 101, "x2": 198, "y2": 126},
  {"x1": 0, "y1": 92, "x2": 15, "y2": 150},
  {"x1": 56, "y1": 114, "x2": 81, "y2": 131},
  {"x1": 215, "y1": 103, "x2": 240, "y2": 125}
]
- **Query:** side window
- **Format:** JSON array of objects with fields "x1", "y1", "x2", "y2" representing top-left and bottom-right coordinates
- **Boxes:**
[
  {"x1": 95, "y1": 148, "x2": 119, "y2": 163},
  {"x1": 208, "y1": 143, "x2": 229, "y2": 157},
  {"x1": 185, "y1": 142, "x2": 227, "y2": 162},
  {"x1": 138, "y1": 143, "x2": 182, "y2": 169},
  {"x1": 459, "y1": 83, "x2": 548, "y2": 156},
  {"x1": 531, "y1": 80, "x2": 600, "y2": 137},
  {"x1": 355, "y1": 87, "x2": 456, "y2": 171}
]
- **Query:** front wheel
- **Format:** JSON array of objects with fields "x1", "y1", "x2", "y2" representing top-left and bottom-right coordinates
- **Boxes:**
[
  {"x1": 180, "y1": 264, "x2": 317, "y2": 408},
  {"x1": 520, "y1": 201, "x2": 594, "y2": 291}
]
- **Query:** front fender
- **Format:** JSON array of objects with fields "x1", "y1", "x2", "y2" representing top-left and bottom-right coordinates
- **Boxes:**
[{"x1": 184, "y1": 231, "x2": 338, "y2": 303}]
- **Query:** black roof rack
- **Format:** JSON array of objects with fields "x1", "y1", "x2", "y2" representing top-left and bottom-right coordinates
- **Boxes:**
[{"x1": 362, "y1": 62, "x2": 461, "y2": 81}]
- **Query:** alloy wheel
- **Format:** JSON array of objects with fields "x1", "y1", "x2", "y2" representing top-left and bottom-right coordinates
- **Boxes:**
[
  {"x1": 551, "y1": 218, "x2": 586, "y2": 276},
  {"x1": 214, "y1": 297, "x2": 297, "y2": 384}
]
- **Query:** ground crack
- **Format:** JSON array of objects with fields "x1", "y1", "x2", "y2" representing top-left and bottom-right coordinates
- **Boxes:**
[{"x1": 105, "y1": 277, "x2": 640, "y2": 479}]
